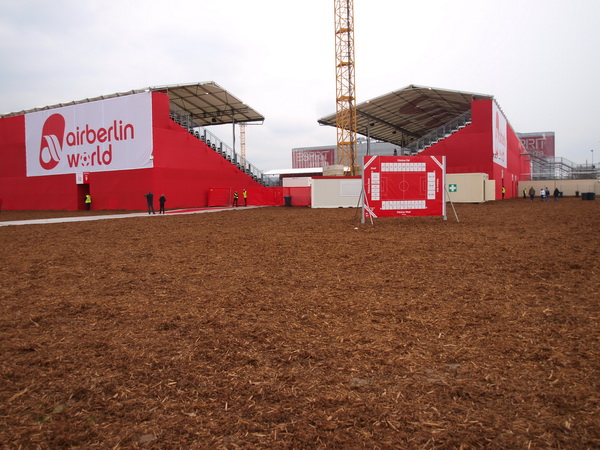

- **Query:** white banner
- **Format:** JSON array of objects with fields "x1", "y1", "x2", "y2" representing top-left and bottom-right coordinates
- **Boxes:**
[
  {"x1": 492, "y1": 100, "x2": 507, "y2": 168},
  {"x1": 25, "y1": 92, "x2": 153, "y2": 177}
]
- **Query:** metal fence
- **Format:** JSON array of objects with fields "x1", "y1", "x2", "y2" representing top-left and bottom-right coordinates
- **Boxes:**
[{"x1": 169, "y1": 106, "x2": 275, "y2": 186}]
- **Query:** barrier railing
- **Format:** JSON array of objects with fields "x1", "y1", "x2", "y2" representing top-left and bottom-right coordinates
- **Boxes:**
[
  {"x1": 402, "y1": 109, "x2": 472, "y2": 155},
  {"x1": 529, "y1": 155, "x2": 599, "y2": 180},
  {"x1": 169, "y1": 108, "x2": 274, "y2": 186}
]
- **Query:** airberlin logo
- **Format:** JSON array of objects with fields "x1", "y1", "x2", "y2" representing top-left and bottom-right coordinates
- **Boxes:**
[
  {"x1": 38, "y1": 113, "x2": 135, "y2": 170},
  {"x1": 39, "y1": 114, "x2": 65, "y2": 170}
]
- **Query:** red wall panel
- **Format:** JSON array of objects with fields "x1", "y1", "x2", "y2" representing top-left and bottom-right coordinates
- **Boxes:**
[
  {"x1": 420, "y1": 99, "x2": 529, "y2": 199},
  {"x1": 420, "y1": 100, "x2": 492, "y2": 175},
  {"x1": 0, "y1": 114, "x2": 81, "y2": 209},
  {"x1": 283, "y1": 187, "x2": 311, "y2": 207},
  {"x1": 0, "y1": 115, "x2": 27, "y2": 178}
]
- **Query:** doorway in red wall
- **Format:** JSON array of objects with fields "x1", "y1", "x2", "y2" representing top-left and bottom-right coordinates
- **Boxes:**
[{"x1": 78, "y1": 184, "x2": 90, "y2": 210}]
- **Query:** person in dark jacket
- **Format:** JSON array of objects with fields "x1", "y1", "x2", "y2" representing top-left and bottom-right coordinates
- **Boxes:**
[
  {"x1": 144, "y1": 191, "x2": 155, "y2": 214},
  {"x1": 159, "y1": 194, "x2": 166, "y2": 214}
]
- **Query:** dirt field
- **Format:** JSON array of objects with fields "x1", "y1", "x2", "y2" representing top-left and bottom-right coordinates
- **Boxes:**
[{"x1": 1, "y1": 198, "x2": 599, "y2": 448}]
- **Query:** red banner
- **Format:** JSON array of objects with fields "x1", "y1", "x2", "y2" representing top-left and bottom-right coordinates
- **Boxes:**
[{"x1": 363, "y1": 155, "x2": 446, "y2": 218}]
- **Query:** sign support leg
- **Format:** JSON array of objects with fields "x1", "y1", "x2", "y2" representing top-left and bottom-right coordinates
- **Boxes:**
[{"x1": 445, "y1": 186, "x2": 460, "y2": 223}]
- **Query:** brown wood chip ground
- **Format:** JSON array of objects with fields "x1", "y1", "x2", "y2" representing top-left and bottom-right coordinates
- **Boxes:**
[{"x1": 1, "y1": 198, "x2": 598, "y2": 448}]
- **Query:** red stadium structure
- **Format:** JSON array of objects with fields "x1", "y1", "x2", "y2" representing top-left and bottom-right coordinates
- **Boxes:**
[
  {"x1": 2, "y1": 84, "x2": 532, "y2": 210},
  {"x1": 0, "y1": 83, "x2": 295, "y2": 211},
  {"x1": 416, "y1": 98, "x2": 530, "y2": 199},
  {"x1": 319, "y1": 85, "x2": 531, "y2": 199}
]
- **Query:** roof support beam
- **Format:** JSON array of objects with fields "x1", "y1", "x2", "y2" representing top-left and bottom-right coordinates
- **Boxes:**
[{"x1": 355, "y1": 110, "x2": 420, "y2": 138}]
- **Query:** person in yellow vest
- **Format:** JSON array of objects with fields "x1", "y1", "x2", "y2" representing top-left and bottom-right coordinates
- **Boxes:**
[
  {"x1": 243, "y1": 189, "x2": 247, "y2": 206},
  {"x1": 501, "y1": 186, "x2": 506, "y2": 200},
  {"x1": 84, "y1": 194, "x2": 92, "y2": 211},
  {"x1": 233, "y1": 191, "x2": 239, "y2": 207}
]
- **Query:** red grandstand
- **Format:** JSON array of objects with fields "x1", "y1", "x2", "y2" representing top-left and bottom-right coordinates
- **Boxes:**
[
  {"x1": 1, "y1": 83, "x2": 532, "y2": 210},
  {"x1": 0, "y1": 83, "x2": 284, "y2": 210},
  {"x1": 319, "y1": 84, "x2": 531, "y2": 199}
]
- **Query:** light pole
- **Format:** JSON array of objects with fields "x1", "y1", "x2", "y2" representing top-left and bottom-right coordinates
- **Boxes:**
[{"x1": 366, "y1": 123, "x2": 374, "y2": 156}]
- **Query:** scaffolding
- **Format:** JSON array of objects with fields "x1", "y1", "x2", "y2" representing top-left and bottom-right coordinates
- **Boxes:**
[{"x1": 528, "y1": 154, "x2": 600, "y2": 180}]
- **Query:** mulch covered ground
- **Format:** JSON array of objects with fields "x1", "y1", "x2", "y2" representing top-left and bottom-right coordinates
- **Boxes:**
[{"x1": 1, "y1": 198, "x2": 599, "y2": 448}]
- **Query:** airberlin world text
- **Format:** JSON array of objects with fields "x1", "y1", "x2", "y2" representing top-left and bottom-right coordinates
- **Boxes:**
[{"x1": 64, "y1": 120, "x2": 135, "y2": 168}]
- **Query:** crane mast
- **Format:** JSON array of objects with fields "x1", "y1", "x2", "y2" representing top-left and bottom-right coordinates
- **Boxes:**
[{"x1": 334, "y1": 0, "x2": 358, "y2": 175}]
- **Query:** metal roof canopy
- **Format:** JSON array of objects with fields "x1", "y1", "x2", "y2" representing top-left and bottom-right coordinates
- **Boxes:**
[
  {"x1": 318, "y1": 84, "x2": 493, "y2": 148},
  {"x1": 154, "y1": 82, "x2": 264, "y2": 126},
  {"x1": 0, "y1": 82, "x2": 265, "y2": 126}
]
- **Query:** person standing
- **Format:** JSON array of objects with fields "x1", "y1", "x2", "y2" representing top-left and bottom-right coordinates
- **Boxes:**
[
  {"x1": 553, "y1": 188, "x2": 560, "y2": 202},
  {"x1": 529, "y1": 186, "x2": 535, "y2": 202},
  {"x1": 144, "y1": 191, "x2": 155, "y2": 214},
  {"x1": 501, "y1": 186, "x2": 506, "y2": 200},
  {"x1": 523, "y1": 188, "x2": 527, "y2": 199},
  {"x1": 545, "y1": 187, "x2": 550, "y2": 202},
  {"x1": 540, "y1": 188, "x2": 546, "y2": 202},
  {"x1": 233, "y1": 191, "x2": 239, "y2": 207},
  {"x1": 243, "y1": 189, "x2": 247, "y2": 206},
  {"x1": 85, "y1": 194, "x2": 92, "y2": 211},
  {"x1": 159, "y1": 194, "x2": 166, "y2": 214}
]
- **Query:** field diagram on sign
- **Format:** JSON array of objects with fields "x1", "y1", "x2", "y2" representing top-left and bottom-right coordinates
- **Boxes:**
[
  {"x1": 370, "y1": 162, "x2": 437, "y2": 210},
  {"x1": 363, "y1": 155, "x2": 445, "y2": 218}
]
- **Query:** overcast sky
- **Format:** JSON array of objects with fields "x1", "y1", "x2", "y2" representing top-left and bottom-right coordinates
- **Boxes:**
[{"x1": 1, "y1": 0, "x2": 599, "y2": 170}]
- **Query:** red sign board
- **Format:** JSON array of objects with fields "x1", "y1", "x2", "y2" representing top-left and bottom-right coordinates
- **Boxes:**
[
  {"x1": 292, "y1": 148, "x2": 335, "y2": 168},
  {"x1": 519, "y1": 133, "x2": 555, "y2": 159},
  {"x1": 363, "y1": 155, "x2": 446, "y2": 219}
]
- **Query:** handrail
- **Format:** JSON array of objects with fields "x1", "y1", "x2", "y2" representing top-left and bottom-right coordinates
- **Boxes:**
[
  {"x1": 529, "y1": 154, "x2": 599, "y2": 180},
  {"x1": 402, "y1": 109, "x2": 472, "y2": 154},
  {"x1": 169, "y1": 107, "x2": 275, "y2": 186}
]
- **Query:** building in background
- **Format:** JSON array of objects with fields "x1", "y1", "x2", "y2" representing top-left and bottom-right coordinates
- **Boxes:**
[
  {"x1": 517, "y1": 131, "x2": 597, "y2": 180},
  {"x1": 517, "y1": 132, "x2": 555, "y2": 159},
  {"x1": 292, "y1": 140, "x2": 402, "y2": 170}
]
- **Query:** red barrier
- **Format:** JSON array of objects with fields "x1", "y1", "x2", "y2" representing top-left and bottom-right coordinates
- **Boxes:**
[
  {"x1": 208, "y1": 186, "x2": 312, "y2": 207},
  {"x1": 283, "y1": 187, "x2": 311, "y2": 206},
  {"x1": 208, "y1": 188, "x2": 231, "y2": 207}
]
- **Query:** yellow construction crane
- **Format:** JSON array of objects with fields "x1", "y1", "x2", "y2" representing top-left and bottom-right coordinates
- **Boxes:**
[{"x1": 334, "y1": 0, "x2": 358, "y2": 175}]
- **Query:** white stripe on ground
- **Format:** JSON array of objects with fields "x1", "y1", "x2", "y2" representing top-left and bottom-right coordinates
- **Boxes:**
[{"x1": 0, "y1": 206, "x2": 263, "y2": 227}]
